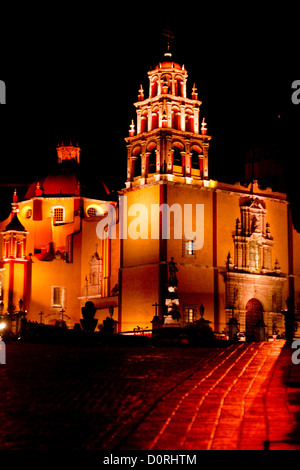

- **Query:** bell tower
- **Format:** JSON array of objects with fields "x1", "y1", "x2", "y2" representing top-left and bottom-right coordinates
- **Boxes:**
[
  {"x1": 125, "y1": 49, "x2": 211, "y2": 188},
  {"x1": 1, "y1": 191, "x2": 31, "y2": 314},
  {"x1": 119, "y1": 48, "x2": 212, "y2": 332}
]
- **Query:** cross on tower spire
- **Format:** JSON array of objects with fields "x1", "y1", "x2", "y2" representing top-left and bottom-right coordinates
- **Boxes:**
[{"x1": 162, "y1": 28, "x2": 175, "y2": 58}]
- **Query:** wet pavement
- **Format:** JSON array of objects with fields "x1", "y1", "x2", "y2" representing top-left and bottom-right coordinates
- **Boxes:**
[{"x1": 0, "y1": 339, "x2": 299, "y2": 451}]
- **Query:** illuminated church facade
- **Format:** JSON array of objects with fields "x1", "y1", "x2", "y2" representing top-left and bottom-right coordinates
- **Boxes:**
[
  {"x1": 0, "y1": 145, "x2": 120, "y2": 329},
  {"x1": 1, "y1": 51, "x2": 300, "y2": 339}
]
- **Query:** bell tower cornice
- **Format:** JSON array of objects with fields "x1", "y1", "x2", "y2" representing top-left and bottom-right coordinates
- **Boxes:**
[{"x1": 133, "y1": 93, "x2": 202, "y2": 110}]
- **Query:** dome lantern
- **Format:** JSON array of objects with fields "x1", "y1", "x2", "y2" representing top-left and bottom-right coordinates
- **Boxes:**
[{"x1": 56, "y1": 143, "x2": 81, "y2": 164}]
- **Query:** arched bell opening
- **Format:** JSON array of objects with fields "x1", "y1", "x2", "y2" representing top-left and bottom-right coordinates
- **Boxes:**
[
  {"x1": 172, "y1": 141, "x2": 185, "y2": 176},
  {"x1": 190, "y1": 145, "x2": 203, "y2": 179}
]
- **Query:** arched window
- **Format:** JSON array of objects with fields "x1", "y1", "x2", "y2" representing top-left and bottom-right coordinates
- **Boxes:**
[
  {"x1": 21, "y1": 206, "x2": 33, "y2": 219},
  {"x1": 86, "y1": 206, "x2": 103, "y2": 217},
  {"x1": 87, "y1": 207, "x2": 97, "y2": 217},
  {"x1": 152, "y1": 107, "x2": 159, "y2": 129},
  {"x1": 185, "y1": 110, "x2": 194, "y2": 132},
  {"x1": 171, "y1": 106, "x2": 180, "y2": 130},
  {"x1": 190, "y1": 146, "x2": 203, "y2": 179},
  {"x1": 148, "y1": 149, "x2": 156, "y2": 174},
  {"x1": 141, "y1": 111, "x2": 148, "y2": 133},
  {"x1": 174, "y1": 75, "x2": 183, "y2": 97},
  {"x1": 191, "y1": 150, "x2": 199, "y2": 169},
  {"x1": 25, "y1": 208, "x2": 32, "y2": 219},
  {"x1": 173, "y1": 148, "x2": 182, "y2": 167},
  {"x1": 16, "y1": 239, "x2": 23, "y2": 258},
  {"x1": 151, "y1": 77, "x2": 158, "y2": 97},
  {"x1": 161, "y1": 74, "x2": 171, "y2": 94},
  {"x1": 133, "y1": 154, "x2": 141, "y2": 178}
]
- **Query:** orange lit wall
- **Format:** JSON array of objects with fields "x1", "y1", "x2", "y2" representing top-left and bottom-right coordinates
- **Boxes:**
[
  {"x1": 120, "y1": 184, "x2": 160, "y2": 331},
  {"x1": 0, "y1": 194, "x2": 121, "y2": 329},
  {"x1": 292, "y1": 215, "x2": 300, "y2": 310},
  {"x1": 119, "y1": 179, "x2": 292, "y2": 334},
  {"x1": 81, "y1": 214, "x2": 120, "y2": 327}
]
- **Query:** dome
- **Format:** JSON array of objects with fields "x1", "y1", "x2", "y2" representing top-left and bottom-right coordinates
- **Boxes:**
[
  {"x1": 4, "y1": 212, "x2": 26, "y2": 232},
  {"x1": 154, "y1": 47, "x2": 183, "y2": 71},
  {"x1": 155, "y1": 61, "x2": 182, "y2": 71},
  {"x1": 24, "y1": 166, "x2": 79, "y2": 199},
  {"x1": 43, "y1": 167, "x2": 79, "y2": 196},
  {"x1": 23, "y1": 145, "x2": 112, "y2": 201},
  {"x1": 24, "y1": 164, "x2": 111, "y2": 200}
]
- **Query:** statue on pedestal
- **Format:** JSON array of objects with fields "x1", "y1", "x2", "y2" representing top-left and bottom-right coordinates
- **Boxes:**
[
  {"x1": 80, "y1": 301, "x2": 98, "y2": 333},
  {"x1": 168, "y1": 257, "x2": 178, "y2": 286},
  {"x1": 164, "y1": 257, "x2": 181, "y2": 326}
]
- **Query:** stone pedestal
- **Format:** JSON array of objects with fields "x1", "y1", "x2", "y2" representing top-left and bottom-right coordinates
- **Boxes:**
[{"x1": 163, "y1": 257, "x2": 181, "y2": 328}]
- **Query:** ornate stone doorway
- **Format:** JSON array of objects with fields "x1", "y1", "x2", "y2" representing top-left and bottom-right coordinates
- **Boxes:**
[{"x1": 245, "y1": 298, "x2": 264, "y2": 341}]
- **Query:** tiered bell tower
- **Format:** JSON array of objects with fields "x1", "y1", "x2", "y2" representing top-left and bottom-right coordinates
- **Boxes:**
[
  {"x1": 125, "y1": 49, "x2": 211, "y2": 187},
  {"x1": 119, "y1": 49, "x2": 212, "y2": 332},
  {"x1": 1, "y1": 191, "x2": 31, "y2": 316}
]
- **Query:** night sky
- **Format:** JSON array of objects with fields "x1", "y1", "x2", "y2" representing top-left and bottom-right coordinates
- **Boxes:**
[{"x1": 0, "y1": 6, "x2": 299, "y2": 222}]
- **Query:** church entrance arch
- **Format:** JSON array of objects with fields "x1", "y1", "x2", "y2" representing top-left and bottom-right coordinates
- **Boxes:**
[{"x1": 245, "y1": 298, "x2": 264, "y2": 341}]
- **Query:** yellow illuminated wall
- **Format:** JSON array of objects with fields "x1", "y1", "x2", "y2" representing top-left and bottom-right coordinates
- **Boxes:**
[
  {"x1": 119, "y1": 180, "x2": 293, "y2": 334},
  {"x1": 0, "y1": 195, "x2": 120, "y2": 329},
  {"x1": 0, "y1": 176, "x2": 298, "y2": 334},
  {"x1": 120, "y1": 184, "x2": 160, "y2": 331}
]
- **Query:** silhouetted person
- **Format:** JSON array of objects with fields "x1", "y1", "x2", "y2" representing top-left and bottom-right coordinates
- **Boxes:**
[{"x1": 283, "y1": 297, "x2": 295, "y2": 343}]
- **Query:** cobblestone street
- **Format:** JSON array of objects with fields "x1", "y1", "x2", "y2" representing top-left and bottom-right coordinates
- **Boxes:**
[{"x1": 0, "y1": 339, "x2": 300, "y2": 451}]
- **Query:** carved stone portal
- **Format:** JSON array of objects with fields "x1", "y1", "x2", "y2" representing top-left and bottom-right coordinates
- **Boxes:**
[{"x1": 224, "y1": 198, "x2": 286, "y2": 339}]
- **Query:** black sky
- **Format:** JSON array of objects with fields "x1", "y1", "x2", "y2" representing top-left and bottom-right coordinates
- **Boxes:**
[{"x1": 0, "y1": 5, "x2": 299, "y2": 220}]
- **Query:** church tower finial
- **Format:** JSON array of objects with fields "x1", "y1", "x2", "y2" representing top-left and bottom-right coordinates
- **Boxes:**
[
  {"x1": 162, "y1": 28, "x2": 175, "y2": 58},
  {"x1": 164, "y1": 40, "x2": 172, "y2": 58}
]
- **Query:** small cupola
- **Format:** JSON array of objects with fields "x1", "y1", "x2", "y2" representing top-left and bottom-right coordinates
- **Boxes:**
[{"x1": 56, "y1": 143, "x2": 81, "y2": 164}]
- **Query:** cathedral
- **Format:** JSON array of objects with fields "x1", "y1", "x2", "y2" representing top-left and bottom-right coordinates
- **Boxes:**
[{"x1": 0, "y1": 49, "x2": 299, "y2": 340}]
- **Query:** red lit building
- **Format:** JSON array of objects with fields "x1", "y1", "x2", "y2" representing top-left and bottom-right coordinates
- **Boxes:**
[
  {"x1": 0, "y1": 145, "x2": 120, "y2": 329},
  {"x1": 0, "y1": 50, "x2": 299, "y2": 340}
]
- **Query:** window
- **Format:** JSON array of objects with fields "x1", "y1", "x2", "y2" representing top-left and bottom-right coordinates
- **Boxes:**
[
  {"x1": 51, "y1": 286, "x2": 66, "y2": 308},
  {"x1": 148, "y1": 149, "x2": 156, "y2": 174},
  {"x1": 87, "y1": 207, "x2": 97, "y2": 217},
  {"x1": 186, "y1": 240, "x2": 194, "y2": 255},
  {"x1": 86, "y1": 205, "x2": 104, "y2": 217},
  {"x1": 184, "y1": 307, "x2": 195, "y2": 324},
  {"x1": 25, "y1": 208, "x2": 32, "y2": 219},
  {"x1": 133, "y1": 154, "x2": 141, "y2": 178},
  {"x1": 183, "y1": 238, "x2": 196, "y2": 258},
  {"x1": 16, "y1": 240, "x2": 22, "y2": 258},
  {"x1": 173, "y1": 148, "x2": 182, "y2": 166},
  {"x1": 53, "y1": 206, "x2": 65, "y2": 224},
  {"x1": 191, "y1": 150, "x2": 200, "y2": 169}
]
